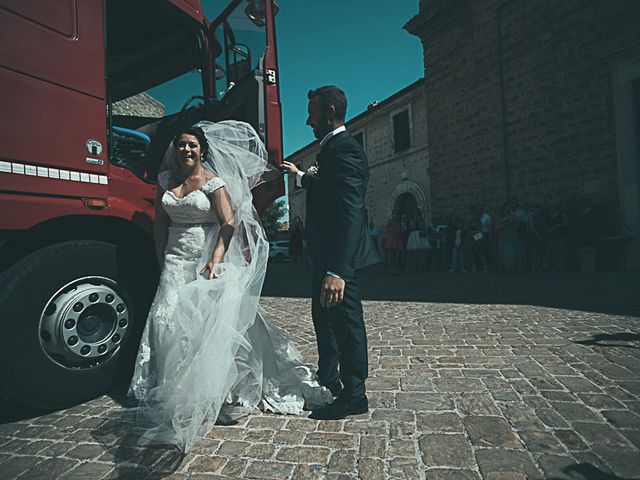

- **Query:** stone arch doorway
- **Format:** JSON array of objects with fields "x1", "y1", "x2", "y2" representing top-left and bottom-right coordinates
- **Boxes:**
[{"x1": 387, "y1": 180, "x2": 429, "y2": 228}]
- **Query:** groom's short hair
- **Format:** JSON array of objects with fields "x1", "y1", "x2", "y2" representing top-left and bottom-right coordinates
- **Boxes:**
[{"x1": 308, "y1": 86, "x2": 347, "y2": 121}]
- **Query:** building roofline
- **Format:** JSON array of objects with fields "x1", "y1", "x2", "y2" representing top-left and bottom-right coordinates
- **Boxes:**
[{"x1": 285, "y1": 77, "x2": 425, "y2": 160}]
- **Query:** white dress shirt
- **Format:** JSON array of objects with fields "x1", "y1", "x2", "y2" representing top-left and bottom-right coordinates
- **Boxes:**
[{"x1": 295, "y1": 125, "x2": 346, "y2": 188}]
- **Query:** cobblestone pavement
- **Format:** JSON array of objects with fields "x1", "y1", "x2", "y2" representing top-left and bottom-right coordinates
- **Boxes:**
[{"x1": 1, "y1": 268, "x2": 639, "y2": 479}]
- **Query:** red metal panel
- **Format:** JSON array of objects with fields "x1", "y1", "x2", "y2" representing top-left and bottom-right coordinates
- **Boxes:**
[
  {"x1": 0, "y1": 0, "x2": 104, "y2": 99},
  {"x1": 0, "y1": 193, "x2": 107, "y2": 230},
  {"x1": 0, "y1": 66, "x2": 108, "y2": 196},
  {"x1": 0, "y1": 0, "x2": 76, "y2": 37}
]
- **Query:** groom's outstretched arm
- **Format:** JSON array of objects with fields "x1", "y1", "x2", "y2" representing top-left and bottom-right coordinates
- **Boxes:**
[{"x1": 328, "y1": 141, "x2": 366, "y2": 279}]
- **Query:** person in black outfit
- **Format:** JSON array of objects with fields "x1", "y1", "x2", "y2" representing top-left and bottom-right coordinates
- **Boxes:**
[{"x1": 282, "y1": 85, "x2": 375, "y2": 420}]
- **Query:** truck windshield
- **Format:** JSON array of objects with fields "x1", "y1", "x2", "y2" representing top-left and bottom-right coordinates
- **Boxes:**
[{"x1": 211, "y1": 2, "x2": 268, "y2": 100}]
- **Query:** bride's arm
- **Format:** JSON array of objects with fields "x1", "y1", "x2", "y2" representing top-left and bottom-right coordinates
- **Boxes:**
[
  {"x1": 201, "y1": 186, "x2": 235, "y2": 279},
  {"x1": 153, "y1": 186, "x2": 170, "y2": 267}
]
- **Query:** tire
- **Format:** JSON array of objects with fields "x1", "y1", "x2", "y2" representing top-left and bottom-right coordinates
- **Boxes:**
[{"x1": 0, "y1": 241, "x2": 157, "y2": 410}]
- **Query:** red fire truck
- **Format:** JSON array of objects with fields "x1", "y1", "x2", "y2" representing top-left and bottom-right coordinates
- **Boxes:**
[{"x1": 0, "y1": 0, "x2": 284, "y2": 409}]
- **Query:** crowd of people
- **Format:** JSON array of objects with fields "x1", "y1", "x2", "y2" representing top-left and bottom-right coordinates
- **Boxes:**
[{"x1": 373, "y1": 196, "x2": 614, "y2": 275}]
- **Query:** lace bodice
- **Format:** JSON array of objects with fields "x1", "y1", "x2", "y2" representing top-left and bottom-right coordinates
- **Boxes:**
[{"x1": 158, "y1": 171, "x2": 226, "y2": 225}]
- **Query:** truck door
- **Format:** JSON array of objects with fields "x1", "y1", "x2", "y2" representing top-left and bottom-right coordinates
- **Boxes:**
[{"x1": 207, "y1": 0, "x2": 284, "y2": 211}]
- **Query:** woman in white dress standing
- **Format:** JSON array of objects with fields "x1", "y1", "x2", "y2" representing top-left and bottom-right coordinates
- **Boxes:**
[{"x1": 127, "y1": 121, "x2": 330, "y2": 453}]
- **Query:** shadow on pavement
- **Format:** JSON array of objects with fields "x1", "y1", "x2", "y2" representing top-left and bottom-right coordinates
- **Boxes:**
[
  {"x1": 263, "y1": 263, "x2": 640, "y2": 317},
  {"x1": 90, "y1": 415, "x2": 185, "y2": 479},
  {"x1": 550, "y1": 462, "x2": 635, "y2": 479},
  {"x1": 573, "y1": 333, "x2": 640, "y2": 349}
]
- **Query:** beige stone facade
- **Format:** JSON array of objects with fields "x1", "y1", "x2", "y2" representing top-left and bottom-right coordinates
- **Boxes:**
[
  {"x1": 287, "y1": 79, "x2": 429, "y2": 234},
  {"x1": 406, "y1": 0, "x2": 640, "y2": 268}
]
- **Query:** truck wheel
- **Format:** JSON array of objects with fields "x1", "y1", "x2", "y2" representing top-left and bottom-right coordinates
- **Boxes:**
[{"x1": 0, "y1": 241, "x2": 156, "y2": 410}]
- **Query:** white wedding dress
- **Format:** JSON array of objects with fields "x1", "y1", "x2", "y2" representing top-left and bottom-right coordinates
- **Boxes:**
[{"x1": 126, "y1": 155, "x2": 330, "y2": 452}]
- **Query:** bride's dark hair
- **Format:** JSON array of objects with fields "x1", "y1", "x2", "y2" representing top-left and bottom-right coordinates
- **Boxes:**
[{"x1": 173, "y1": 126, "x2": 209, "y2": 158}]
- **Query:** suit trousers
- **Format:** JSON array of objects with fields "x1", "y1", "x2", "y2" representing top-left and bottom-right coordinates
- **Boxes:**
[{"x1": 311, "y1": 268, "x2": 368, "y2": 402}]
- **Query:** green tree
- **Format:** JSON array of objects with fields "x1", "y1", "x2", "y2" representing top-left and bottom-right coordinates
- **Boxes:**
[{"x1": 260, "y1": 198, "x2": 287, "y2": 239}]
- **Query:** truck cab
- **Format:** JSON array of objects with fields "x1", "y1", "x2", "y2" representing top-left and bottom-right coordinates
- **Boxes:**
[{"x1": 0, "y1": 0, "x2": 283, "y2": 409}]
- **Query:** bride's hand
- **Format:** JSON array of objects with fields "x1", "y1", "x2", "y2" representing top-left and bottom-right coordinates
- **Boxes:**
[{"x1": 199, "y1": 260, "x2": 218, "y2": 280}]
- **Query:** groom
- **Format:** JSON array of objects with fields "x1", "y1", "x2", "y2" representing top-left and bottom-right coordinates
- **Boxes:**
[{"x1": 282, "y1": 86, "x2": 373, "y2": 420}]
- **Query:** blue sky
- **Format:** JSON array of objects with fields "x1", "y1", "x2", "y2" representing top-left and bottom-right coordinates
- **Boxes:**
[{"x1": 275, "y1": 1, "x2": 424, "y2": 156}]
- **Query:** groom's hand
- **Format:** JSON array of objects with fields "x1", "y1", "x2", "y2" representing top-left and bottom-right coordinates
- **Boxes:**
[
  {"x1": 281, "y1": 161, "x2": 300, "y2": 175},
  {"x1": 320, "y1": 275, "x2": 345, "y2": 308}
]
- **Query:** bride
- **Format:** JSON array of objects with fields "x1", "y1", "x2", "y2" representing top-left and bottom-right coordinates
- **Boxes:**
[{"x1": 126, "y1": 121, "x2": 331, "y2": 453}]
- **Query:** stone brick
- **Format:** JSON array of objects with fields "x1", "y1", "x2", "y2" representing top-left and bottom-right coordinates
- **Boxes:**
[
  {"x1": 276, "y1": 446, "x2": 331, "y2": 464},
  {"x1": 187, "y1": 455, "x2": 226, "y2": 473},
  {"x1": 244, "y1": 461, "x2": 294, "y2": 479},
  {"x1": 19, "y1": 458, "x2": 79, "y2": 480},
  {"x1": 360, "y1": 435, "x2": 386, "y2": 457},
  {"x1": 328, "y1": 450, "x2": 356, "y2": 473},
  {"x1": 425, "y1": 469, "x2": 481, "y2": 480},
  {"x1": 304, "y1": 432, "x2": 357, "y2": 449},
  {"x1": 416, "y1": 412, "x2": 464, "y2": 433},
  {"x1": 463, "y1": 416, "x2": 522, "y2": 448},
  {"x1": 419, "y1": 434, "x2": 475, "y2": 468},
  {"x1": 61, "y1": 462, "x2": 114, "y2": 479},
  {"x1": 475, "y1": 449, "x2": 542, "y2": 480},
  {"x1": 357, "y1": 457, "x2": 385, "y2": 480},
  {"x1": 396, "y1": 392, "x2": 455, "y2": 411}
]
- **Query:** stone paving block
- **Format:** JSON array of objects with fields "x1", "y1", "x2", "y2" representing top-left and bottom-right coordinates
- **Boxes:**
[
  {"x1": 357, "y1": 457, "x2": 385, "y2": 480},
  {"x1": 621, "y1": 430, "x2": 640, "y2": 449},
  {"x1": 463, "y1": 416, "x2": 523, "y2": 448},
  {"x1": 602, "y1": 410, "x2": 640, "y2": 429},
  {"x1": 455, "y1": 393, "x2": 502, "y2": 416},
  {"x1": 550, "y1": 402, "x2": 604, "y2": 423},
  {"x1": 371, "y1": 409, "x2": 416, "y2": 422},
  {"x1": 242, "y1": 429, "x2": 274, "y2": 443},
  {"x1": 291, "y1": 463, "x2": 325, "y2": 480},
  {"x1": 419, "y1": 434, "x2": 475, "y2": 468},
  {"x1": 555, "y1": 376, "x2": 603, "y2": 393},
  {"x1": 14, "y1": 440, "x2": 55, "y2": 456},
  {"x1": 519, "y1": 430, "x2": 565, "y2": 454},
  {"x1": 360, "y1": 435, "x2": 386, "y2": 457},
  {"x1": 316, "y1": 420, "x2": 343, "y2": 433},
  {"x1": 396, "y1": 392, "x2": 455, "y2": 411},
  {"x1": 572, "y1": 422, "x2": 632, "y2": 447},
  {"x1": 416, "y1": 412, "x2": 464, "y2": 433},
  {"x1": 19, "y1": 457, "x2": 79, "y2": 480},
  {"x1": 244, "y1": 443, "x2": 276, "y2": 460},
  {"x1": 215, "y1": 440, "x2": 250, "y2": 456},
  {"x1": 328, "y1": 449, "x2": 356, "y2": 473},
  {"x1": 424, "y1": 469, "x2": 481, "y2": 479},
  {"x1": 553, "y1": 429, "x2": 589, "y2": 451},
  {"x1": 592, "y1": 445, "x2": 640, "y2": 478},
  {"x1": 272, "y1": 430, "x2": 306, "y2": 445},
  {"x1": 475, "y1": 449, "x2": 542, "y2": 479},
  {"x1": 247, "y1": 416, "x2": 287, "y2": 430},
  {"x1": 66, "y1": 442, "x2": 105, "y2": 460},
  {"x1": 0, "y1": 456, "x2": 40, "y2": 479},
  {"x1": 61, "y1": 461, "x2": 114, "y2": 479},
  {"x1": 187, "y1": 455, "x2": 226, "y2": 473},
  {"x1": 244, "y1": 460, "x2": 294, "y2": 479},
  {"x1": 388, "y1": 457, "x2": 422, "y2": 478},
  {"x1": 305, "y1": 432, "x2": 357, "y2": 449},
  {"x1": 432, "y1": 378, "x2": 485, "y2": 392},
  {"x1": 535, "y1": 408, "x2": 570, "y2": 428},
  {"x1": 285, "y1": 418, "x2": 318, "y2": 432},
  {"x1": 276, "y1": 446, "x2": 331, "y2": 464},
  {"x1": 388, "y1": 439, "x2": 415, "y2": 457},
  {"x1": 221, "y1": 457, "x2": 247, "y2": 477},
  {"x1": 342, "y1": 420, "x2": 387, "y2": 435}
]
